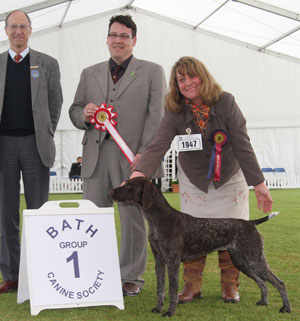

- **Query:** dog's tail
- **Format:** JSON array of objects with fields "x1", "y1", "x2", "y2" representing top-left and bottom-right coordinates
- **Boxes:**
[{"x1": 250, "y1": 212, "x2": 280, "y2": 225}]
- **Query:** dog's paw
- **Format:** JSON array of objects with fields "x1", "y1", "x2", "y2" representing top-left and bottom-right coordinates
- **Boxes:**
[
  {"x1": 256, "y1": 300, "x2": 268, "y2": 306},
  {"x1": 162, "y1": 311, "x2": 174, "y2": 317},
  {"x1": 152, "y1": 307, "x2": 163, "y2": 313},
  {"x1": 280, "y1": 306, "x2": 291, "y2": 313}
]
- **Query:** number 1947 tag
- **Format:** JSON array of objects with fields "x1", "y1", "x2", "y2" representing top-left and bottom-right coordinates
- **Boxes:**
[{"x1": 177, "y1": 134, "x2": 203, "y2": 152}]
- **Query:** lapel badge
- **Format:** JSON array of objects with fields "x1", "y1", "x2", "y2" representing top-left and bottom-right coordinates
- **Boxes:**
[
  {"x1": 31, "y1": 69, "x2": 40, "y2": 78},
  {"x1": 130, "y1": 71, "x2": 135, "y2": 77},
  {"x1": 186, "y1": 128, "x2": 192, "y2": 135}
]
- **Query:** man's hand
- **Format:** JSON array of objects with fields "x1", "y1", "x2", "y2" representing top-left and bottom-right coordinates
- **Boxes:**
[{"x1": 83, "y1": 103, "x2": 98, "y2": 123}]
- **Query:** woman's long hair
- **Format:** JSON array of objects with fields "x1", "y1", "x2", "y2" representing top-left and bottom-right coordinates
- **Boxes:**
[{"x1": 165, "y1": 56, "x2": 222, "y2": 113}]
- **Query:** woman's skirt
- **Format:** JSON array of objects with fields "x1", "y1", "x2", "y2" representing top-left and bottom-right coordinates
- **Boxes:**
[{"x1": 177, "y1": 161, "x2": 249, "y2": 220}]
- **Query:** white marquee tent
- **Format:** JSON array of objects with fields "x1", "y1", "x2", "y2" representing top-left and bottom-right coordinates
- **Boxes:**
[{"x1": 0, "y1": 0, "x2": 299, "y2": 177}]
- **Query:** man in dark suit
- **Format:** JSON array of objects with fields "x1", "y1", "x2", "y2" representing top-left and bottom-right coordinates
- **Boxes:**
[
  {"x1": 69, "y1": 15, "x2": 166, "y2": 296},
  {"x1": 69, "y1": 156, "x2": 82, "y2": 179},
  {"x1": 0, "y1": 10, "x2": 63, "y2": 294}
]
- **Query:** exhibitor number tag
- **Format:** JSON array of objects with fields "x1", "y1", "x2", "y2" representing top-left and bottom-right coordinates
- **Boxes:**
[{"x1": 177, "y1": 134, "x2": 203, "y2": 152}]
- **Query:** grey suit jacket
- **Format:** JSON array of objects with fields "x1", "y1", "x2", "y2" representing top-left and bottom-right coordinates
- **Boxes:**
[
  {"x1": 0, "y1": 49, "x2": 63, "y2": 167},
  {"x1": 69, "y1": 56, "x2": 166, "y2": 178}
]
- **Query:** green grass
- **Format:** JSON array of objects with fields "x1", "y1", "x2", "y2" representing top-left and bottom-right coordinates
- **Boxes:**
[{"x1": 0, "y1": 189, "x2": 299, "y2": 320}]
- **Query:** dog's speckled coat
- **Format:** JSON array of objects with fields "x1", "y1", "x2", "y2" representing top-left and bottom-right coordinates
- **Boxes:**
[{"x1": 110, "y1": 177, "x2": 291, "y2": 317}]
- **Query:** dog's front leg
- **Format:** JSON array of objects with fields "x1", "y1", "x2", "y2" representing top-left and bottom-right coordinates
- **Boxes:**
[
  {"x1": 164, "y1": 257, "x2": 181, "y2": 317},
  {"x1": 151, "y1": 246, "x2": 166, "y2": 314}
]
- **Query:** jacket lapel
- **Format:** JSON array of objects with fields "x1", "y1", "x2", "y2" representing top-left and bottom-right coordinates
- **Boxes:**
[
  {"x1": 205, "y1": 104, "x2": 216, "y2": 137},
  {"x1": 185, "y1": 106, "x2": 194, "y2": 125},
  {"x1": 0, "y1": 52, "x2": 8, "y2": 116},
  {"x1": 95, "y1": 62, "x2": 109, "y2": 100},
  {"x1": 29, "y1": 49, "x2": 41, "y2": 108},
  {"x1": 116, "y1": 57, "x2": 141, "y2": 98}
]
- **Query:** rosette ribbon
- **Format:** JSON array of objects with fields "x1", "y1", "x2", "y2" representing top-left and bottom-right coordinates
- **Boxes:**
[
  {"x1": 207, "y1": 129, "x2": 228, "y2": 182},
  {"x1": 90, "y1": 103, "x2": 135, "y2": 164}
]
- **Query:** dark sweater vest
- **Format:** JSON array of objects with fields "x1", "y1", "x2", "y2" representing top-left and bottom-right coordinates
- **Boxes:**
[{"x1": 0, "y1": 53, "x2": 34, "y2": 136}]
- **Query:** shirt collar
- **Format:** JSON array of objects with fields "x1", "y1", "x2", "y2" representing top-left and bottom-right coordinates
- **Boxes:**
[
  {"x1": 8, "y1": 47, "x2": 30, "y2": 62},
  {"x1": 109, "y1": 55, "x2": 133, "y2": 71}
]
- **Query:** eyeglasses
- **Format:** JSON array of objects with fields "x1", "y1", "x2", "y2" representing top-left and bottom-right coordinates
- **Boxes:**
[
  {"x1": 6, "y1": 23, "x2": 31, "y2": 31},
  {"x1": 108, "y1": 33, "x2": 133, "y2": 40}
]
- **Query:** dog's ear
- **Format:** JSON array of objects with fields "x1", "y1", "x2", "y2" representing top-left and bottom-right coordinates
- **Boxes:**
[{"x1": 142, "y1": 180, "x2": 157, "y2": 209}]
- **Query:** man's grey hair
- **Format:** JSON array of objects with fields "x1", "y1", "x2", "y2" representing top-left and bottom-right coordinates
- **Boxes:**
[{"x1": 5, "y1": 10, "x2": 32, "y2": 27}]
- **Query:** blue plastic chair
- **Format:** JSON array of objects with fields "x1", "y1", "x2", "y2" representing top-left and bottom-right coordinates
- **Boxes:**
[
  {"x1": 261, "y1": 168, "x2": 274, "y2": 173},
  {"x1": 274, "y1": 168, "x2": 285, "y2": 173},
  {"x1": 50, "y1": 171, "x2": 57, "y2": 176}
]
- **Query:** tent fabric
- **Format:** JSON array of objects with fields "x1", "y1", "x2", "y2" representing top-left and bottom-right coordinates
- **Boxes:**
[
  {"x1": 0, "y1": 2, "x2": 299, "y2": 177},
  {"x1": 1, "y1": 1, "x2": 299, "y2": 61}
]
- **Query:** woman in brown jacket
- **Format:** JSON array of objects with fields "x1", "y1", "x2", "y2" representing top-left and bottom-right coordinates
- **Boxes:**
[{"x1": 130, "y1": 56, "x2": 273, "y2": 304}]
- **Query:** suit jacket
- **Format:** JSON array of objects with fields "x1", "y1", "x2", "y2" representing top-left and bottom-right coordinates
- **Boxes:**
[
  {"x1": 69, "y1": 56, "x2": 166, "y2": 178},
  {"x1": 135, "y1": 91, "x2": 265, "y2": 193},
  {"x1": 0, "y1": 49, "x2": 63, "y2": 168}
]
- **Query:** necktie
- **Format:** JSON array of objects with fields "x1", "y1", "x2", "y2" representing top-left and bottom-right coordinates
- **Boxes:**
[
  {"x1": 112, "y1": 65, "x2": 121, "y2": 84},
  {"x1": 14, "y1": 54, "x2": 22, "y2": 63}
]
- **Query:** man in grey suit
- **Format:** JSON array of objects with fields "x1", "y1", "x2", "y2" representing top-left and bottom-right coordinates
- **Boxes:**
[
  {"x1": 69, "y1": 15, "x2": 166, "y2": 296},
  {"x1": 0, "y1": 10, "x2": 63, "y2": 294}
]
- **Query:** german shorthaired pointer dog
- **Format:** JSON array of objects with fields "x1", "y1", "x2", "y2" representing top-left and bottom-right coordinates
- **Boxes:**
[{"x1": 110, "y1": 177, "x2": 291, "y2": 317}]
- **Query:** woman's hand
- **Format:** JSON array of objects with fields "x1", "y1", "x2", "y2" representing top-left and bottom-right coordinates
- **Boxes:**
[
  {"x1": 254, "y1": 182, "x2": 273, "y2": 213},
  {"x1": 129, "y1": 171, "x2": 147, "y2": 180},
  {"x1": 130, "y1": 153, "x2": 142, "y2": 170},
  {"x1": 120, "y1": 170, "x2": 146, "y2": 187}
]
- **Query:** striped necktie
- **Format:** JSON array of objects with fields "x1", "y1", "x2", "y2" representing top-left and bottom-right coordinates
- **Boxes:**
[{"x1": 14, "y1": 53, "x2": 22, "y2": 63}]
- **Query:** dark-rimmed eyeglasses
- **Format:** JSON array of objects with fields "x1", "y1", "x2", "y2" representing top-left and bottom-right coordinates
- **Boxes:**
[
  {"x1": 108, "y1": 32, "x2": 133, "y2": 40},
  {"x1": 6, "y1": 23, "x2": 31, "y2": 31}
]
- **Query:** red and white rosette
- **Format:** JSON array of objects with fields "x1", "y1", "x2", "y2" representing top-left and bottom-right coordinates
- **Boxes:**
[
  {"x1": 90, "y1": 103, "x2": 117, "y2": 131},
  {"x1": 90, "y1": 104, "x2": 135, "y2": 164}
]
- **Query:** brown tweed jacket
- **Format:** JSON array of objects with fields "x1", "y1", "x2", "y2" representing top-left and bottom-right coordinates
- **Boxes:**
[{"x1": 134, "y1": 91, "x2": 264, "y2": 193}]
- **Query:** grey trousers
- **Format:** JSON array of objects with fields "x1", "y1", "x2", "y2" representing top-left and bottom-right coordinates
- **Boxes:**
[
  {"x1": 83, "y1": 139, "x2": 147, "y2": 288},
  {"x1": 0, "y1": 135, "x2": 49, "y2": 281}
]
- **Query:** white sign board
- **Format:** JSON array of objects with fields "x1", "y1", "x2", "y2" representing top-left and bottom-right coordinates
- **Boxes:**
[{"x1": 17, "y1": 200, "x2": 124, "y2": 315}]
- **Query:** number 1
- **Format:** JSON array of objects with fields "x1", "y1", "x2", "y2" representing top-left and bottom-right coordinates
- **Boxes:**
[{"x1": 67, "y1": 251, "x2": 80, "y2": 278}]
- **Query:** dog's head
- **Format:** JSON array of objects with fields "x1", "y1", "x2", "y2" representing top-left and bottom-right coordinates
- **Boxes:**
[{"x1": 110, "y1": 177, "x2": 159, "y2": 209}]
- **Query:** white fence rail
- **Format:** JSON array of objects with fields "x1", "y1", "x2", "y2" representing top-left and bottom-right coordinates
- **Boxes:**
[
  {"x1": 20, "y1": 177, "x2": 83, "y2": 194},
  {"x1": 49, "y1": 177, "x2": 83, "y2": 193},
  {"x1": 20, "y1": 171, "x2": 300, "y2": 194},
  {"x1": 262, "y1": 173, "x2": 300, "y2": 189},
  {"x1": 20, "y1": 142, "x2": 300, "y2": 193},
  {"x1": 40, "y1": 171, "x2": 299, "y2": 194}
]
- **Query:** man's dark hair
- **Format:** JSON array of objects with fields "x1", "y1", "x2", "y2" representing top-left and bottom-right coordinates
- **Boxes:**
[
  {"x1": 108, "y1": 15, "x2": 137, "y2": 38},
  {"x1": 5, "y1": 10, "x2": 32, "y2": 27}
]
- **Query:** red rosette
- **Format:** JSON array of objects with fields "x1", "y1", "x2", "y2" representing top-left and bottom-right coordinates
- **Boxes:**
[
  {"x1": 90, "y1": 103, "x2": 117, "y2": 131},
  {"x1": 207, "y1": 129, "x2": 228, "y2": 182},
  {"x1": 211, "y1": 130, "x2": 228, "y2": 147}
]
